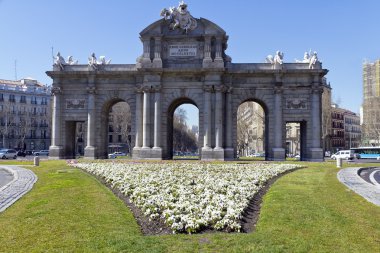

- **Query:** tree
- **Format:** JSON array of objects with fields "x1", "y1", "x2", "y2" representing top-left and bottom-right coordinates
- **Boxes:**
[
  {"x1": 237, "y1": 102, "x2": 264, "y2": 156},
  {"x1": 0, "y1": 101, "x2": 15, "y2": 148},
  {"x1": 111, "y1": 102, "x2": 132, "y2": 153},
  {"x1": 173, "y1": 108, "x2": 197, "y2": 153}
]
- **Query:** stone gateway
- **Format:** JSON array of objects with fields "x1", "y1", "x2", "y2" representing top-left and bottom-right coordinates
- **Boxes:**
[{"x1": 47, "y1": 3, "x2": 328, "y2": 161}]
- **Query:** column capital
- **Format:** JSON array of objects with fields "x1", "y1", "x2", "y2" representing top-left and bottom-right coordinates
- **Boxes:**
[
  {"x1": 51, "y1": 87, "x2": 62, "y2": 95},
  {"x1": 203, "y1": 84, "x2": 214, "y2": 92},
  {"x1": 86, "y1": 86, "x2": 97, "y2": 95},
  {"x1": 214, "y1": 84, "x2": 229, "y2": 93},
  {"x1": 273, "y1": 86, "x2": 283, "y2": 94}
]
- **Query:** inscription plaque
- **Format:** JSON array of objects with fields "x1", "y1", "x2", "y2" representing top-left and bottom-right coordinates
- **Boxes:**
[{"x1": 169, "y1": 44, "x2": 197, "y2": 57}]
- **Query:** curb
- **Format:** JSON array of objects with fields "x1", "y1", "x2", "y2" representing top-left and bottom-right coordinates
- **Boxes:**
[
  {"x1": 337, "y1": 167, "x2": 380, "y2": 206},
  {"x1": 0, "y1": 165, "x2": 38, "y2": 213}
]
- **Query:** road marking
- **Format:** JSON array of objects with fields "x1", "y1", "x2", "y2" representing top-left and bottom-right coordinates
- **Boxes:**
[{"x1": 369, "y1": 170, "x2": 380, "y2": 188}]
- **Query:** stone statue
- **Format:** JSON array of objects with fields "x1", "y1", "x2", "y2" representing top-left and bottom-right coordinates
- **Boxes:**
[
  {"x1": 88, "y1": 53, "x2": 111, "y2": 70},
  {"x1": 295, "y1": 52, "x2": 310, "y2": 63},
  {"x1": 266, "y1": 51, "x2": 284, "y2": 69},
  {"x1": 160, "y1": 1, "x2": 197, "y2": 33},
  {"x1": 54, "y1": 52, "x2": 66, "y2": 70},
  {"x1": 54, "y1": 52, "x2": 78, "y2": 70},
  {"x1": 309, "y1": 51, "x2": 320, "y2": 69},
  {"x1": 67, "y1": 56, "x2": 78, "y2": 65}
]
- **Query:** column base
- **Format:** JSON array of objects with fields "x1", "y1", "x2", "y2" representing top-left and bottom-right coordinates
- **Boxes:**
[
  {"x1": 269, "y1": 148, "x2": 286, "y2": 161},
  {"x1": 49, "y1": 146, "x2": 64, "y2": 159},
  {"x1": 133, "y1": 147, "x2": 163, "y2": 160},
  {"x1": 307, "y1": 148, "x2": 324, "y2": 162},
  {"x1": 84, "y1": 146, "x2": 97, "y2": 159},
  {"x1": 201, "y1": 147, "x2": 224, "y2": 161},
  {"x1": 224, "y1": 148, "x2": 235, "y2": 160}
]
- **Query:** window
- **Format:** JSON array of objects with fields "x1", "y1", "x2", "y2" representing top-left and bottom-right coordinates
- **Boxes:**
[
  {"x1": 31, "y1": 97, "x2": 37, "y2": 104},
  {"x1": 0, "y1": 94, "x2": 3, "y2": 101},
  {"x1": 9, "y1": 94, "x2": 15, "y2": 102},
  {"x1": 41, "y1": 97, "x2": 47, "y2": 105},
  {"x1": 20, "y1": 95, "x2": 26, "y2": 103},
  {"x1": 118, "y1": 135, "x2": 122, "y2": 142},
  {"x1": 109, "y1": 135, "x2": 113, "y2": 142}
]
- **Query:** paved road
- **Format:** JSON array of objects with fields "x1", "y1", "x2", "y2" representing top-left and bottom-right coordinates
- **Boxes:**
[
  {"x1": 359, "y1": 167, "x2": 380, "y2": 187},
  {"x1": 0, "y1": 168, "x2": 13, "y2": 188}
]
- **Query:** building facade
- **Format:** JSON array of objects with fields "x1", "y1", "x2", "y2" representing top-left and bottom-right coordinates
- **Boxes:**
[
  {"x1": 237, "y1": 102, "x2": 265, "y2": 156},
  {"x1": 331, "y1": 103, "x2": 361, "y2": 152},
  {"x1": 47, "y1": 3, "x2": 328, "y2": 161},
  {"x1": 0, "y1": 78, "x2": 51, "y2": 151},
  {"x1": 362, "y1": 60, "x2": 380, "y2": 145}
]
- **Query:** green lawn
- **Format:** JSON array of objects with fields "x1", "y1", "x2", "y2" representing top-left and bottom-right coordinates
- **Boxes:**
[{"x1": 0, "y1": 160, "x2": 379, "y2": 252}]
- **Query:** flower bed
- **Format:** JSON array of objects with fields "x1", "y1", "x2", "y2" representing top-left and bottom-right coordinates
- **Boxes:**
[{"x1": 72, "y1": 162, "x2": 301, "y2": 234}]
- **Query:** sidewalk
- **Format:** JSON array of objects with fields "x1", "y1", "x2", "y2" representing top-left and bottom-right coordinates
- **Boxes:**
[
  {"x1": 337, "y1": 167, "x2": 380, "y2": 206},
  {"x1": 0, "y1": 165, "x2": 37, "y2": 212}
]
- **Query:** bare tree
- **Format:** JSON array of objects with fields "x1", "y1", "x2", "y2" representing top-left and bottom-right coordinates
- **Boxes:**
[
  {"x1": 0, "y1": 101, "x2": 15, "y2": 148},
  {"x1": 173, "y1": 108, "x2": 197, "y2": 153},
  {"x1": 237, "y1": 102, "x2": 264, "y2": 156},
  {"x1": 111, "y1": 102, "x2": 132, "y2": 153}
]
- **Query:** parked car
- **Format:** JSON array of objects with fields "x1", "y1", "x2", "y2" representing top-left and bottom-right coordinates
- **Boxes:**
[
  {"x1": 16, "y1": 150, "x2": 27, "y2": 157},
  {"x1": 108, "y1": 151, "x2": 126, "y2": 159},
  {"x1": 25, "y1": 150, "x2": 34, "y2": 155},
  {"x1": 0, "y1": 149, "x2": 17, "y2": 159},
  {"x1": 33, "y1": 150, "x2": 49, "y2": 156},
  {"x1": 330, "y1": 150, "x2": 354, "y2": 160}
]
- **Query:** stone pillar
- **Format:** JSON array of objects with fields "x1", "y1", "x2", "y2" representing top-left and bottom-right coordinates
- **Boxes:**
[
  {"x1": 84, "y1": 86, "x2": 97, "y2": 159},
  {"x1": 152, "y1": 37, "x2": 162, "y2": 68},
  {"x1": 272, "y1": 85, "x2": 285, "y2": 160},
  {"x1": 202, "y1": 86, "x2": 212, "y2": 150},
  {"x1": 142, "y1": 87, "x2": 151, "y2": 149},
  {"x1": 132, "y1": 89, "x2": 143, "y2": 159},
  {"x1": 153, "y1": 88, "x2": 161, "y2": 149},
  {"x1": 224, "y1": 87, "x2": 234, "y2": 159},
  {"x1": 203, "y1": 36, "x2": 212, "y2": 67},
  {"x1": 309, "y1": 82, "x2": 324, "y2": 161},
  {"x1": 214, "y1": 37, "x2": 224, "y2": 67},
  {"x1": 49, "y1": 85, "x2": 63, "y2": 159},
  {"x1": 213, "y1": 85, "x2": 224, "y2": 159},
  {"x1": 140, "y1": 38, "x2": 151, "y2": 67}
]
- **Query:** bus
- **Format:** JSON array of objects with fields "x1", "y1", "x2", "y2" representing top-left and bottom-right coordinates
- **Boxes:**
[{"x1": 350, "y1": 147, "x2": 380, "y2": 159}]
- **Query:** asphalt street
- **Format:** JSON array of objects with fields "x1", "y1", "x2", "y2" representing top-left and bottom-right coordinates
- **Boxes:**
[
  {"x1": 359, "y1": 167, "x2": 380, "y2": 186},
  {"x1": 0, "y1": 168, "x2": 13, "y2": 188}
]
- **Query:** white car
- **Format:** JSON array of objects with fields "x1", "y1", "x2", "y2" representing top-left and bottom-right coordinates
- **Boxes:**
[
  {"x1": 34, "y1": 150, "x2": 49, "y2": 156},
  {"x1": 0, "y1": 149, "x2": 17, "y2": 159},
  {"x1": 108, "y1": 152, "x2": 127, "y2": 159},
  {"x1": 330, "y1": 150, "x2": 354, "y2": 160}
]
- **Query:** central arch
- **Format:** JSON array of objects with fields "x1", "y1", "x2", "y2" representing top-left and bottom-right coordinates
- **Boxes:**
[
  {"x1": 235, "y1": 99, "x2": 269, "y2": 160},
  {"x1": 99, "y1": 98, "x2": 132, "y2": 159},
  {"x1": 166, "y1": 98, "x2": 199, "y2": 160}
]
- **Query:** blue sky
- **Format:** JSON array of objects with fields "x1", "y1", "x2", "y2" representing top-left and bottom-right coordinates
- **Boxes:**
[{"x1": 1, "y1": 0, "x2": 380, "y2": 127}]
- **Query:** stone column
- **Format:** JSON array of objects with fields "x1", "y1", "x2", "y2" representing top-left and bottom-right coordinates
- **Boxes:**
[
  {"x1": 224, "y1": 87, "x2": 234, "y2": 159},
  {"x1": 309, "y1": 82, "x2": 323, "y2": 161},
  {"x1": 134, "y1": 90, "x2": 143, "y2": 148},
  {"x1": 272, "y1": 85, "x2": 285, "y2": 160},
  {"x1": 214, "y1": 37, "x2": 224, "y2": 67},
  {"x1": 153, "y1": 87, "x2": 161, "y2": 149},
  {"x1": 202, "y1": 86, "x2": 212, "y2": 150},
  {"x1": 142, "y1": 87, "x2": 151, "y2": 149},
  {"x1": 84, "y1": 86, "x2": 97, "y2": 158},
  {"x1": 203, "y1": 36, "x2": 212, "y2": 67},
  {"x1": 140, "y1": 38, "x2": 151, "y2": 67},
  {"x1": 49, "y1": 85, "x2": 63, "y2": 159},
  {"x1": 152, "y1": 37, "x2": 162, "y2": 68},
  {"x1": 214, "y1": 86, "x2": 224, "y2": 149}
]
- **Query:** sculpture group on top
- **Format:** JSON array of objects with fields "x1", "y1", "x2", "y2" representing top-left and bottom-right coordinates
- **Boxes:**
[
  {"x1": 295, "y1": 50, "x2": 320, "y2": 69},
  {"x1": 54, "y1": 52, "x2": 78, "y2": 70},
  {"x1": 265, "y1": 50, "x2": 321, "y2": 69},
  {"x1": 160, "y1": 1, "x2": 197, "y2": 33},
  {"x1": 88, "y1": 53, "x2": 112, "y2": 70}
]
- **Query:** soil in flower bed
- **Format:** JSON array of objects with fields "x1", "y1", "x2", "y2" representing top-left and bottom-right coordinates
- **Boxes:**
[{"x1": 86, "y1": 167, "x2": 299, "y2": 235}]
